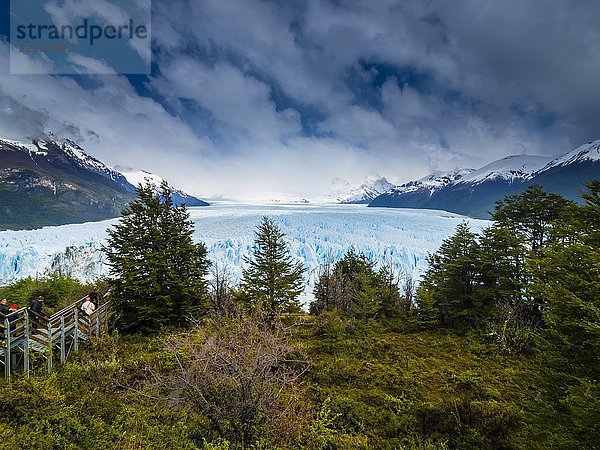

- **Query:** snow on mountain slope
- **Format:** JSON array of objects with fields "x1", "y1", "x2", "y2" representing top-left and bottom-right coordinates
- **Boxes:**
[
  {"x1": 0, "y1": 137, "x2": 129, "y2": 185},
  {"x1": 239, "y1": 176, "x2": 395, "y2": 205},
  {"x1": 60, "y1": 140, "x2": 123, "y2": 180},
  {"x1": 0, "y1": 203, "x2": 489, "y2": 306},
  {"x1": 321, "y1": 176, "x2": 395, "y2": 203},
  {"x1": 339, "y1": 176, "x2": 395, "y2": 203},
  {"x1": 537, "y1": 139, "x2": 600, "y2": 171},
  {"x1": 391, "y1": 168, "x2": 476, "y2": 195},
  {"x1": 383, "y1": 154, "x2": 553, "y2": 197},
  {"x1": 459, "y1": 155, "x2": 553, "y2": 185},
  {"x1": 114, "y1": 166, "x2": 170, "y2": 188},
  {"x1": 1, "y1": 138, "x2": 41, "y2": 155},
  {"x1": 327, "y1": 177, "x2": 353, "y2": 199},
  {"x1": 114, "y1": 165, "x2": 209, "y2": 207}
]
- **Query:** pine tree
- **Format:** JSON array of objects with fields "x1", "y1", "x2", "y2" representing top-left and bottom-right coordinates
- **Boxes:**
[
  {"x1": 535, "y1": 181, "x2": 600, "y2": 379},
  {"x1": 105, "y1": 182, "x2": 209, "y2": 333},
  {"x1": 336, "y1": 250, "x2": 375, "y2": 316},
  {"x1": 376, "y1": 261, "x2": 403, "y2": 320},
  {"x1": 311, "y1": 258, "x2": 336, "y2": 315},
  {"x1": 241, "y1": 217, "x2": 305, "y2": 318},
  {"x1": 416, "y1": 222, "x2": 481, "y2": 328},
  {"x1": 353, "y1": 270, "x2": 381, "y2": 323},
  {"x1": 493, "y1": 185, "x2": 574, "y2": 256},
  {"x1": 478, "y1": 225, "x2": 528, "y2": 312},
  {"x1": 410, "y1": 287, "x2": 438, "y2": 330},
  {"x1": 311, "y1": 250, "x2": 383, "y2": 318}
]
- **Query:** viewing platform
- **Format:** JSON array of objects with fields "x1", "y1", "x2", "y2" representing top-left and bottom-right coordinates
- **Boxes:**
[{"x1": 0, "y1": 293, "x2": 111, "y2": 378}]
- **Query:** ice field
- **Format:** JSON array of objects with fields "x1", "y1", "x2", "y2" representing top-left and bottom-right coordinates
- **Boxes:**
[{"x1": 0, "y1": 203, "x2": 490, "y2": 305}]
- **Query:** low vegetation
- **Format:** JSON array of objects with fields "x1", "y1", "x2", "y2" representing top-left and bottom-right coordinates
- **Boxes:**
[{"x1": 0, "y1": 276, "x2": 105, "y2": 313}]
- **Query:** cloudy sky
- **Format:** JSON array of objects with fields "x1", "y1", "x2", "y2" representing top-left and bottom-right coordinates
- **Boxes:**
[{"x1": 1, "y1": 0, "x2": 599, "y2": 198}]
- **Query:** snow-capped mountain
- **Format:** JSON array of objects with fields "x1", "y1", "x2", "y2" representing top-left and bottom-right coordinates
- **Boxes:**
[
  {"x1": 0, "y1": 137, "x2": 208, "y2": 230},
  {"x1": 370, "y1": 140, "x2": 600, "y2": 219},
  {"x1": 390, "y1": 169, "x2": 476, "y2": 196},
  {"x1": 324, "y1": 176, "x2": 395, "y2": 204},
  {"x1": 459, "y1": 155, "x2": 552, "y2": 185},
  {"x1": 0, "y1": 136, "x2": 137, "y2": 230},
  {"x1": 238, "y1": 176, "x2": 395, "y2": 205},
  {"x1": 1, "y1": 137, "x2": 132, "y2": 188},
  {"x1": 114, "y1": 166, "x2": 209, "y2": 207},
  {"x1": 535, "y1": 139, "x2": 600, "y2": 172}
]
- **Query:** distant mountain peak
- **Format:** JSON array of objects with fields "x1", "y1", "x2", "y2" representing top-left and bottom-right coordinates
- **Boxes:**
[
  {"x1": 327, "y1": 175, "x2": 394, "y2": 204},
  {"x1": 537, "y1": 139, "x2": 600, "y2": 172},
  {"x1": 458, "y1": 154, "x2": 552, "y2": 185},
  {"x1": 113, "y1": 165, "x2": 209, "y2": 207},
  {"x1": 392, "y1": 168, "x2": 475, "y2": 196}
]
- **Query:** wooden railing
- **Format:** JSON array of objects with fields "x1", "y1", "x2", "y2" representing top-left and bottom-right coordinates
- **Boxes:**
[{"x1": 0, "y1": 292, "x2": 111, "y2": 378}]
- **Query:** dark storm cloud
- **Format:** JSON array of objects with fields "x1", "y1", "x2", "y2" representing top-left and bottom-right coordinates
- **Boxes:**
[
  {"x1": 432, "y1": 0, "x2": 600, "y2": 142},
  {"x1": 0, "y1": 0, "x2": 598, "y2": 197}
]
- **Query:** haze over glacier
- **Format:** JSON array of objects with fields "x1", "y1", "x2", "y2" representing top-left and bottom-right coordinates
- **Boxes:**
[{"x1": 0, "y1": 203, "x2": 488, "y2": 305}]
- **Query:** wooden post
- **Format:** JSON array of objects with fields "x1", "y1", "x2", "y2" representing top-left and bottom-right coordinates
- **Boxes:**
[
  {"x1": 96, "y1": 313, "x2": 100, "y2": 338},
  {"x1": 60, "y1": 316, "x2": 66, "y2": 363},
  {"x1": 24, "y1": 312, "x2": 30, "y2": 375},
  {"x1": 4, "y1": 318, "x2": 11, "y2": 379},
  {"x1": 47, "y1": 320, "x2": 53, "y2": 374},
  {"x1": 74, "y1": 309, "x2": 79, "y2": 352}
]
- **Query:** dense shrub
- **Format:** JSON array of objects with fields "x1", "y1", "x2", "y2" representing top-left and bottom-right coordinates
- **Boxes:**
[{"x1": 0, "y1": 275, "x2": 102, "y2": 312}]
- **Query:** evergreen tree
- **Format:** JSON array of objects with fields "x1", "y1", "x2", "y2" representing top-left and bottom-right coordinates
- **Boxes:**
[
  {"x1": 311, "y1": 258, "x2": 338, "y2": 315},
  {"x1": 535, "y1": 181, "x2": 600, "y2": 379},
  {"x1": 478, "y1": 225, "x2": 528, "y2": 313},
  {"x1": 410, "y1": 287, "x2": 438, "y2": 330},
  {"x1": 377, "y1": 261, "x2": 403, "y2": 319},
  {"x1": 493, "y1": 185, "x2": 574, "y2": 256},
  {"x1": 241, "y1": 217, "x2": 305, "y2": 317},
  {"x1": 353, "y1": 270, "x2": 381, "y2": 323},
  {"x1": 105, "y1": 182, "x2": 209, "y2": 333},
  {"x1": 416, "y1": 222, "x2": 481, "y2": 328},
  {"x1": 336, "y1": 250, "x2": 376, "y2": 316},
  {"x1": 311, "y1": 250, "x2": 390, "y2": 319}
]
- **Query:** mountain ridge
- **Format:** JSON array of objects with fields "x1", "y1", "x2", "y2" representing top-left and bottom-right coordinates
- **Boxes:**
[
  {"x1": 0, "y1": 137, "x2": 208, "y2": 230},
  {"x1": 113, "y1": 165, "x2": 209, "y2": 207},
  {"x1": 369, "y1": 140, "x2": 600, "y2": 218},
  {"x1": 326, "y1": 175, "x2": 395, "y2": 204}
]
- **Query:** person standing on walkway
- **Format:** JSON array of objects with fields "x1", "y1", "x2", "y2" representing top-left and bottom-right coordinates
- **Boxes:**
[
  {"x1": 0, "y1": 298, "x2": 8, "y2": 340},
  {"x1": 29, "y1": 296, "x2": 45, "y2": 329},
  {"x1": 0, "y1": 298, "x2": 9, "y2": 318},
  {"x1": 30, "y1": 296, "x2": 44, "y2": 314},
  {"x1": 81, "y1": 297, "x2": 96, "y2": 316},
  {"x1": 8, "y1": 304, "x2": 19, "y2": 330},
  {"x1": 88, "y1": 287, "x2": 100, "y2": 307}
]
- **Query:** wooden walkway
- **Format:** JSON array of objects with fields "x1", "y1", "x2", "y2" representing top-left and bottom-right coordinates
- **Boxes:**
[{"x1": 0, "y1": 294, "x2": 111, "y2": 377}]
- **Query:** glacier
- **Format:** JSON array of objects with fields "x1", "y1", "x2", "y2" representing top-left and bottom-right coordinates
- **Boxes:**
[{"x1": 0, "y1": 203, "x2": 490, "y2": 305}]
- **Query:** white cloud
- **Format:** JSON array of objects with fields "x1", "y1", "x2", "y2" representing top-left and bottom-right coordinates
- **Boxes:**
[{"x1": 153, "y1": 58, "x2": 301, "y2": 146}]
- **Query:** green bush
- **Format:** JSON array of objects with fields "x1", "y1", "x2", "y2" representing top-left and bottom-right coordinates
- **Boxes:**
[{"x1": 0, "y1": 276, "x2": 103, "y2": 312}]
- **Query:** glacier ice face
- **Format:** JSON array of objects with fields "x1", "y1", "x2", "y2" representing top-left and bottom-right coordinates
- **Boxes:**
[
  {"x1": 0, "y1": 203, "x2": 490, "y2": 305},
  {"x1": 0, "y1": 220, "x2": 116, "y2": 283}
]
